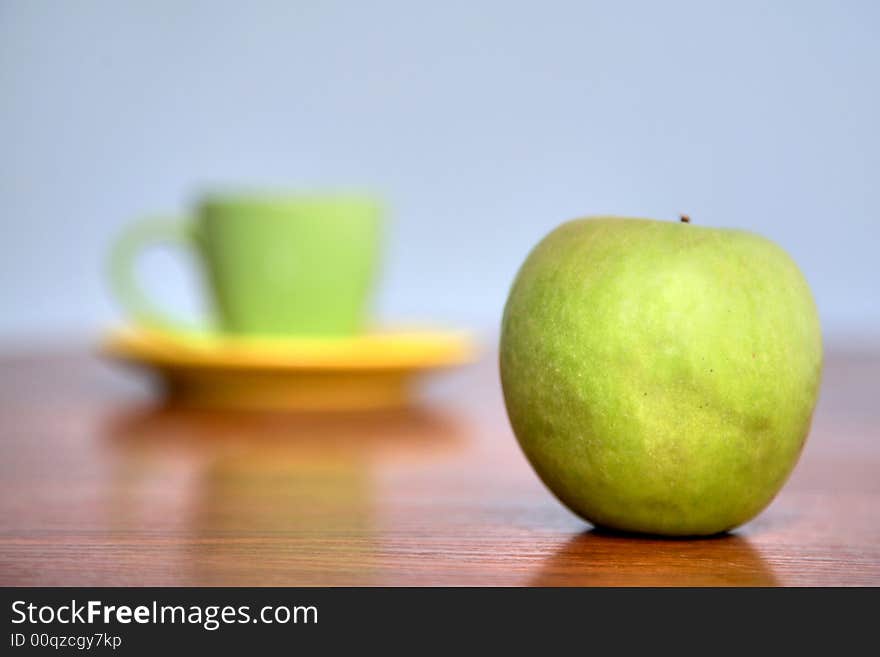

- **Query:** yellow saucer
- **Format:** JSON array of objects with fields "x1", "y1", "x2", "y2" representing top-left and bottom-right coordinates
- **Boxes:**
[{"x1": 101, "y1": 327, "x2": 478, "y2": 411}]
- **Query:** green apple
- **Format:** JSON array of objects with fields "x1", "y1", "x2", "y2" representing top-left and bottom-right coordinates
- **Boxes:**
[{"x1": 500, "y1": 216, "x2": 822, "y2": 536}]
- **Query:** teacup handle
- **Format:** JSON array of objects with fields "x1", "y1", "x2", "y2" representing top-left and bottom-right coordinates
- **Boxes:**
[{"x1": 108, "y1": 217, "x2": 201, "y2": 332}]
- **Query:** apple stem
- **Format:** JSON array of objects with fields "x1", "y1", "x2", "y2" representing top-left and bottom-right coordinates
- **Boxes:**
[{"x1": 680, "y1": 214, "x2": 691, "y2": 224}]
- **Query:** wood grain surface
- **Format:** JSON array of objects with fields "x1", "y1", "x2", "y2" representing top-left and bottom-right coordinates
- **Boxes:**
[{"x1": 0, "y1": 346, "x2": 878, "y2": 586}]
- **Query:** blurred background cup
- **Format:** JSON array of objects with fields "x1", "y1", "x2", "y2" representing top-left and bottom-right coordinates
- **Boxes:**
[{"x1": 109, "y1": 193, "x2": 382, "y2": 336}]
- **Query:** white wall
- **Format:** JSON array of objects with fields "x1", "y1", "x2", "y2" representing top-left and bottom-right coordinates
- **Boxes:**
[{"x1": 2, "y1": 0, "x2": 878, "y2": 340}]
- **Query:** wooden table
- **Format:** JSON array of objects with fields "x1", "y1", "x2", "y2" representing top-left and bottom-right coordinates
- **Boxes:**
[{"x1": 1, "y1": 346, "x2": 878, "y2": 586}]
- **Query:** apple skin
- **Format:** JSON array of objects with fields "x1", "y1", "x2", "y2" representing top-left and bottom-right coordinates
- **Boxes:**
[{"x1": 500, "y1": 217, "x2": 822, "y2": 536}]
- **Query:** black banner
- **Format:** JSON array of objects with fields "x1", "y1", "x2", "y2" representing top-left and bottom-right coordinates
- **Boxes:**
[{"x1": 1, "y1": 587, "x2": 873, "y2": 653}]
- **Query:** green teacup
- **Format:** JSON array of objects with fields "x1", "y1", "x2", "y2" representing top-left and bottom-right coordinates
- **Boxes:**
[{"x1": 110, "y1": 193, "x2": 382, "y2": 336}]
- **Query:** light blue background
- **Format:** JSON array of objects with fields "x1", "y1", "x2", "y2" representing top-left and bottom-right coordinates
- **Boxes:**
[{"x1": 2, "y1": 1, "x2": 878, "y2": 341}]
